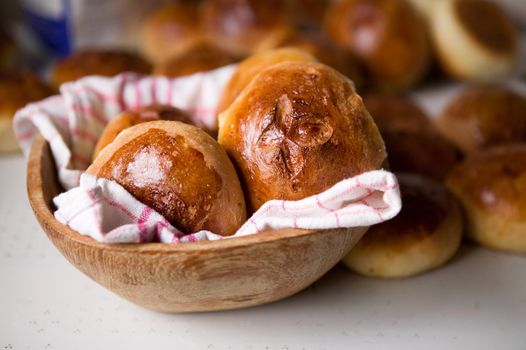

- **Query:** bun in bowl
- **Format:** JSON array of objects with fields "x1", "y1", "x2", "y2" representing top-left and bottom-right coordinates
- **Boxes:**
[
  {"x1": 218, "y1": 61, "x2": 386, "y2": 213},
  {"x1": 87, "y1": 121, "x2": 246, "y2": 236},
  {"x1": 92, "y1": 105, "x2": 193, "y2": 161}
]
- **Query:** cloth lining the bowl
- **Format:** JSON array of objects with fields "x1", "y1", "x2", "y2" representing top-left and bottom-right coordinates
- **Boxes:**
[
  {"x1": 14, "y1": 66, "x2": 401, "y2": 243},
  {"x1": 52, "y1": 170, "x2": 400, "y2": 243}
]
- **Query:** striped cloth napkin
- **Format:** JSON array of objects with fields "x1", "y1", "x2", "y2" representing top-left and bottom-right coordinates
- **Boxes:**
[{"x1": 14, "y1": 66, "x2": 401, "y2": 243}]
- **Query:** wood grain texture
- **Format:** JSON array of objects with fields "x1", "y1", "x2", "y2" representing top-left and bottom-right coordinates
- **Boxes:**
[{"x1": 27, "y1": 135, "x2": 367, "y2": 312}]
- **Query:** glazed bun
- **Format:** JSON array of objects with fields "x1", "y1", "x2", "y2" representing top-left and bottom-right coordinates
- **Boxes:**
[
  {"x1": 92, "y1": 105, "x2": 193, "y2": 161},
  {"x1": 153, "y1": 41, "x2": 239, "y2": 78},
  {"x1": 51, "y1": 50, "x2": 151, "y2": 89},
  {"x1": 0, "y1": 71, "x2": 53, "y2": 152},
  {"x1": 139, "y1": 3, "x2": 203, "y2": 64},
  {"x1": 87, "y1": 121, "x2": 246, "y2": 236},
  {"x1": 217, "y1": 48, "x2": 317, "y2": 117},
  {"x1": 343, "y1": 174, "x2": 463, "y2": 278},
  {"x1": 446, "y1": 144, "x2": 526, "y2": 254},
  {"x1": 200, "y1": 0, "x2": 292, "y2": 56},
  {"x1": 364, "y1": 94, "x2": 459, "y2": 180},
  {"x1": 436, "y1": 85, "x2": 526, "y2": 155},
  {"x1": 430, "y1": 0, "x2": 518, "y2": 81},
  {"x1": 275, "y1": 31, "x2": 364, "y2": 88},
  {"x1": 324, "y1": 0, "x2": 431, "y2": 91},
  {"x1": 218, "y1": 61, "x2": 387, "y2": 212}
]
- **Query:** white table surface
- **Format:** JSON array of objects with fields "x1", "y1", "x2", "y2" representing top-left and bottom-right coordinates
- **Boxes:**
[{"x1": 2, "y1": 82, "x2": 526, "y2": 350}]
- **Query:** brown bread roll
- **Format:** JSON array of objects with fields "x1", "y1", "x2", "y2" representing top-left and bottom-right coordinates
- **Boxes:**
[
  {"x1": 51, "y1": 50, "x2": 151, "y2": 89},
  {"x1": 218, "y1": 61, "x2": 387, "y2": 213},
  {"x1": 153, "y1": 41, "x2": 239, "y2": 78},
  {"x1": 200, "y1": 0, "x2": 293, "y2": 56},
  {"x1": 324, "y1": 0, "x2": 431, "y2": 91},
  {"x1": 92, "y1": 105, "x2": 193, "y2": 161},
  {"x1": 87, "y1": 120, "x2": 247, "y2": 236},
  {"x1": 436, "y1": 85, "x2": 526, "y2": 155},
  {"x1": 430, "y1": 0, "x2": 518, "y2": 81},
  {"x1": 139, "y1": 2, "x2": 203, "y2": 65},
  {"x1": 364, "y1": 94, "x2": 460, "y2": 180},
  {"x1": 343, "y1": 173, "x2": 463, "y2": 278},
  {"x1": 446, "y1": 144, "x2": 526, "y2": 254}
]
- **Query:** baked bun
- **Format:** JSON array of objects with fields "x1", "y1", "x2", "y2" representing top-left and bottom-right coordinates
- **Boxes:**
[
  {"x1": 324, "y1": 0, "x2": 431, "y2": 91},
  {"x1": 343, "y1": 174, "x2": 463, "y2": 278},
  {"x1": 87, "y1": 120, "x2": 246, "y2": 236},
  {"x1": 446, "y1": 144, "x2": 526, "y2": 254},
  {"x1": 139, "y1": 3, "x2": 203, "y2": 64},
  {"x1": 51, "y1": 50, "x2": 151, "y2": 89},
  {"x1": 92, "y1": 105, "x2": 193, "y2": 161},
  {"x1": 153, "y1": 41, "x2": 239, "y2": 78},
  {"x1": 275, "y1": 31, "x2": 364, "y2": 88},
  {"x1": 364, "y1": 94, "x2": 459, "y2": 180},
  {"x1": 218, "y1": 61, "x2": 386, "y2": 212},
  {"x1": 217, "y1": 48, "x2": 317, "y2": 117},
  {"x1": 200, "y1": 0, "x2": 292, "y2": 56},
  {"x1": 430, "y1": 0, "x2": 518, "y2": 81},
  {"x1": 0, "y1": 71, "x2": 53, "y2": 152},
  {"x1": 436, "y1": 85, "x2": 526, "y2": 155}
]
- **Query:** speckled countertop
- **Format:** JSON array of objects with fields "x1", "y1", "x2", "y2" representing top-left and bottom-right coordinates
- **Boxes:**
[{"x1": 1, "y1": 83, "x2": 526, "y2": 350}]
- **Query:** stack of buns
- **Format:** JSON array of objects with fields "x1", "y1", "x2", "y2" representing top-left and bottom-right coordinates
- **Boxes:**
[
  {"x1": 343, "y1": 92, "x2": 465, "y2": 278},
  {"x1": 89, "y1": 49, "x2": 387, "y2": 237},
  {"x1": 438, "y1": 85, "x2": 526, "y2": 255}
]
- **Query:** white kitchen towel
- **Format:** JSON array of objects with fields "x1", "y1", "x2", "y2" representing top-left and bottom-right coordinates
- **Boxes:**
[{"x1": 14, "y1": 66, "x2": 401, "y2": 243}]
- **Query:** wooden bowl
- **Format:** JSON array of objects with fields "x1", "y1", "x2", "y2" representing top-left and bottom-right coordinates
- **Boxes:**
[{"x1": 27, "y1": 135, "x2": 368, "y2": 312}]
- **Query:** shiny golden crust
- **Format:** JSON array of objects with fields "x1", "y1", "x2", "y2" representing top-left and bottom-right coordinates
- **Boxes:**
[
  {"x1": 436, "y1": 85, "x2": 526, "y2": 155},
  {"x1": 343, "y1": 174, "x2": 463, "y2": 278},
  {"x1": 87, "y1": 121, "x2": 246, "y2": 236},
  {"x1": 153, "y1": 41, "x2": 239, "y2": 78},
  {"x1": 446, "y1": 144, "x2": 526, "y2": 253},
  {"x1": 217, "y1": 48, "x2": 317, "y2": 117},
  {"x1": 92, "y1": 105, "x2": 193, "y2": 161},
  {"x1": 275, "y1": 31, "x2": 364, "y2": 88},
  {"x1": 218, "y1": 61, "x2": 386, "y2": 213},
  {"x1": 0, "y1": 71, "x2": 53, "y2": 152},
  {"x1": 139, "y1": 3, "x2": 203, "y2": 64},
  {"x1": 364, "y1": 94, "x2": 460, "y2": 180},
  {"x1": 323, "y1": 0, "x2": 430, "y2": 91},
  {"x1": 200, "y1": 0, "x2": 293, "y2": 56},
  {"x1": 51, "y1": 50, "x2": 151, "y2": 89},
  {"x1": 430, "y1": 0, "x2": 517, "y2": 81}
]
